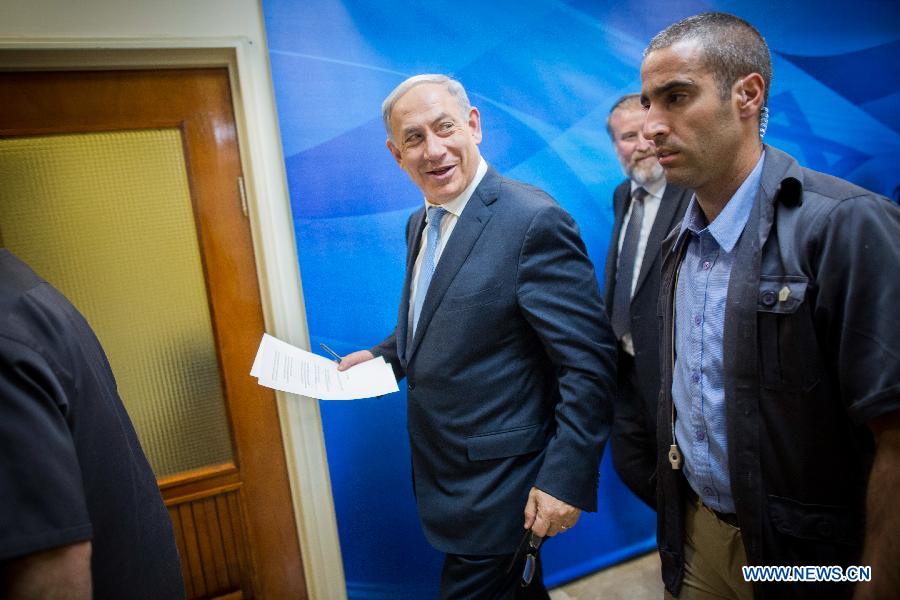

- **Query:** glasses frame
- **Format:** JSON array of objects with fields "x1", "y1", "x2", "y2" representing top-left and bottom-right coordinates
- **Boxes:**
[{"x1": 508, "y1": 530, "x2": 544, "y2": 587}]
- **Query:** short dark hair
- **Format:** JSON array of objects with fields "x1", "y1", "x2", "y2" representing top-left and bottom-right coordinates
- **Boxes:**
[
  {"x1": 645, "y1": 12, "x2": 771, "y2": 104},
  {"x1": 606, "y1": 94, "x2": 642, "y2": 138}
]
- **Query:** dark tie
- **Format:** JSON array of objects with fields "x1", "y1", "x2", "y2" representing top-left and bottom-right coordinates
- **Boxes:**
[
  {"x1": 611, "y1": 187, "x2": 647, "y2": 339},
  {"x1": 412, "y1": 206, "x2": 448, "y2": 336}
]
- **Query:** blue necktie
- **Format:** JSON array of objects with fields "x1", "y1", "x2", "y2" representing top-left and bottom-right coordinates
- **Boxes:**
[{"x1": 412, "y1": 206, "x2": 448, "y2": 336}]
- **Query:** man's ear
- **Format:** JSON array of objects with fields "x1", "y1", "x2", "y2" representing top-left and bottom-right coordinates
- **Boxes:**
[
  {"x1": 468, "y1": 107, "x2": 483, "y2": 145},
  {"x1": 735, "y1": 73, "x2": 765, "y2": 121},
  {"x1": 386, "y1": 138, "x2": 403, "y2": 166}
]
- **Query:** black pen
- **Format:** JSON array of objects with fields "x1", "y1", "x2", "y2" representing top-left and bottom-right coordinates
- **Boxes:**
[{"x1": 319, "y1": 342, "x2": 342, "y2": 363}]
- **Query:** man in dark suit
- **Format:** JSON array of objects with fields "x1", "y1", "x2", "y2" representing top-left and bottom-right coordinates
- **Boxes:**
[
  {"x1": 603, "y1": 94, "x2": 690, "y2": 508},
  {"x1": 340, "y1": 74, "x2": 616, "y2": 599}
]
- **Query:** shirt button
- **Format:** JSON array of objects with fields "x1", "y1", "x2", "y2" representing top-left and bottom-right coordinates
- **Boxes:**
[
  {"x1": 696, "y1": 430, "x2": 705, "y2": 442},
  {"x1": 693, "y1": 315, "x2": 701, "y2": 326},
  {"x1": 703, "y1": 487, "x2": 713, "y2": 496},
  {"x1": 691, "y1": 371, "x2": 700, "y2": 384},
  {"x1": 702, "y1": 260, "x2": 712, "y2": 270}
]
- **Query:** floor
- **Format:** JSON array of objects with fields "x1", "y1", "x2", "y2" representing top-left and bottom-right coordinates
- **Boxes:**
[{"x1": 549, "y1": 552, "x2": 663, "y2": 600}]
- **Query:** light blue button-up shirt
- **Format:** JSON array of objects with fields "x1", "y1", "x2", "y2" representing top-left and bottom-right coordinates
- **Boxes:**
[{"x1": 672, "y1": 152, "x2": 765, "y2": 514}]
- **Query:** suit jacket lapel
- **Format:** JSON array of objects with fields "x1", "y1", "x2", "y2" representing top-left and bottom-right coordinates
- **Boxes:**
[
  {"x1": 603, "y1": 180, "x2": 630, "y2": 308},
  {"x1": 633, "y1": 184, "x2": 685, "y2": 298},
  {"x1": 406, "y1": 168, "x2": 499, "y2": 362},
  {"x1": 399, "y1": 208, "x2": 426, "y2": 363}
]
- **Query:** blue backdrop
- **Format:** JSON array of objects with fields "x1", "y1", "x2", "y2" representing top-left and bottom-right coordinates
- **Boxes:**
[{"x1": 261, "y1": 1, "x2": 900, "y2": 597}]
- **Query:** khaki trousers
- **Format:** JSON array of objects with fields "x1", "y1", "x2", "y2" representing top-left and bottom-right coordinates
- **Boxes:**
[{"x1": 664, "y1": 493, "x2": 754, "y2": 599}]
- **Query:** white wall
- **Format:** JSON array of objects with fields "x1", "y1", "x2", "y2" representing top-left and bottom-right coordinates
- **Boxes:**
[
  {"x1": 0, "y1": 2, "x2": 345, "y2": 598},
  {"x1": 3, "y1": 1, "x2": 262, "y2": 38}
]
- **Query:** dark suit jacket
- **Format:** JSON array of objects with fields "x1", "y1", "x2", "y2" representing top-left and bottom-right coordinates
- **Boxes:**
[
  {"x1": 373, "y1": 167, "x2": 616, "y2": 555},
  {"x1": 602, "y1": 179, "x2": 690, "y2": 508}
]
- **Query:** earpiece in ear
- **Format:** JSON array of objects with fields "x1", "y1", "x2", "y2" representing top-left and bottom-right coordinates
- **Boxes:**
[{"x1": 759, "y1": 106, "x2": 769, "y2": 138}]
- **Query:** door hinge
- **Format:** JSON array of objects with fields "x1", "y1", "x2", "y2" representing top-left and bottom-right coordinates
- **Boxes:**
[{"x1": 238, "y1": 176, "x2": 249, "y2": 218}]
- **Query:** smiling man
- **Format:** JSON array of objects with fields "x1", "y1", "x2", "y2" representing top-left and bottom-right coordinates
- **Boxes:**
[
  {"x1": 603, "y1": 94, "x2": 690, "y2": 508},
  {"x1": 339, "y1": 74, "x2": 616, "y2": 598},
  {"x1": 640, "y1": 12, "x2": 900, "y2": 600}
]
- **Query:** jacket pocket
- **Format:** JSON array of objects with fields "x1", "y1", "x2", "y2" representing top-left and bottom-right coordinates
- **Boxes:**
[
  {"x1": 757, "y1": 275, "x2": 820, "y2": 391},
  {"x1": 756, "y1": 275, "x2": 807, "y2": 315},
  {"x1": 442, "y1": 284, "x2": 502, "y2": 312},
  {"x1": 466, "y1": 423, "x2": 547, "y2": 461},
  {"x1": 767, "y1": 494, "x2": 862, "y2": 546}
]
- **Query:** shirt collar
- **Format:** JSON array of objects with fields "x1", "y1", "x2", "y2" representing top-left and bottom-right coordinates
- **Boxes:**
[
  {"x1": 424, "y1": 157, "x2": 488, "y2": 218},
  {"x1": 677, "y1": 151, "x2": 766, "y2": 253},
  {"x1": 631, "y1": 175, "x2": 666, "y2": 200}
]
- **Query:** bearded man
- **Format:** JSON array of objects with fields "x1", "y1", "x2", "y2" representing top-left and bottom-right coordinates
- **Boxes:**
[{"x1": 603, "y1": 93, "x2": 690, "y2": 508}]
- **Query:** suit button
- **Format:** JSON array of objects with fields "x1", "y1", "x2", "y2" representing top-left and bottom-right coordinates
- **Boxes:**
[
  {"x1": 761, "y1": 290, "x2": 777, "y2": 307},
  {"x1": 408, "y1": 382, "x2": 415, "y2": 391},
  {"x1": 817, "y1": 519, "x2": 834, "y2": 538}
]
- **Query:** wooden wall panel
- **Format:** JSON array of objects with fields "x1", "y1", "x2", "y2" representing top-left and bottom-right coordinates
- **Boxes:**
[{"x1": 167, "y1": 483, "x2": 253, "y2": 599}]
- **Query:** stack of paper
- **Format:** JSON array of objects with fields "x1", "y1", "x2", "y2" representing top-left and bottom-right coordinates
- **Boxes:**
[{"x1": 250, "y1": 333, "x2": 399, "y2": 400}]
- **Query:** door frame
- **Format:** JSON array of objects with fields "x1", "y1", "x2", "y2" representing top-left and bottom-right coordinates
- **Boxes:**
[{"x1": 0, "y1": 40, "x2": 345, "y2": 600}]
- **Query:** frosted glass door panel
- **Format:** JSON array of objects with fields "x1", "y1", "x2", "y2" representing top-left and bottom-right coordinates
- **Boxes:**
[{"x1": 0, "y1": 130, "x2": 233, "y2": 477}]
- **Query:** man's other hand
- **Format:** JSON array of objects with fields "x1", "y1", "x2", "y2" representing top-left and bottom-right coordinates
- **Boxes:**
[
  {"x1": 337, "y1": 350, "x2": 374, "y2": 372},
  {"x1": 523, "y1": 486, "x2": 581, "y2": 537}
]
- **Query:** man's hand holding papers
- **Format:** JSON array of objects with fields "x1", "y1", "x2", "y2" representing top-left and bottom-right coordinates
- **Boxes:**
[{"x1": 251, "y1": 334, "x2": 398, "y2": 400}]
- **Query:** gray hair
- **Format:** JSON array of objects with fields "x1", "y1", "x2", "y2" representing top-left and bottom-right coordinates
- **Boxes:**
[
  {"x1": 606, "y1": 93, "x2": 642, "y2": 138},
  {"x1": 381, "y1": 74, "x2": 472, "y2": 141},
  {"x1": 645, "y1": 12, "x2": 772, "y2": 105}
]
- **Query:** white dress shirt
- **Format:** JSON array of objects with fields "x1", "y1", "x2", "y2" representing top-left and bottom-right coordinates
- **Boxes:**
[{"x1": 408, "y1": 157, "x2": 488, "y2": 329}]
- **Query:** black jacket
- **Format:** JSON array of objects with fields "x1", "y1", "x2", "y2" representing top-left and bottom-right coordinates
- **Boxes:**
[
  {"x1": 0, "y1": 250, "x2": 184, "y2": 598},
  {"x1": 655, "y1": 146, "x2": 900, "y2": 599},
  {"x1": 603, "y1": 179, "x2": 690, "y2": 507}
]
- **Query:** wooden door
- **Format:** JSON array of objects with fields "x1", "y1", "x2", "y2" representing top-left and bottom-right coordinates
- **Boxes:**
[{"x1": 0, "y1": 69, "x2": 306, "y2": 599}]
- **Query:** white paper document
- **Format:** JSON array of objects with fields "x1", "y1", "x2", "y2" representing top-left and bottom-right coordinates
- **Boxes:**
[{"x1": 250, "y1": 333, "x2": 398, "y2": 400}]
